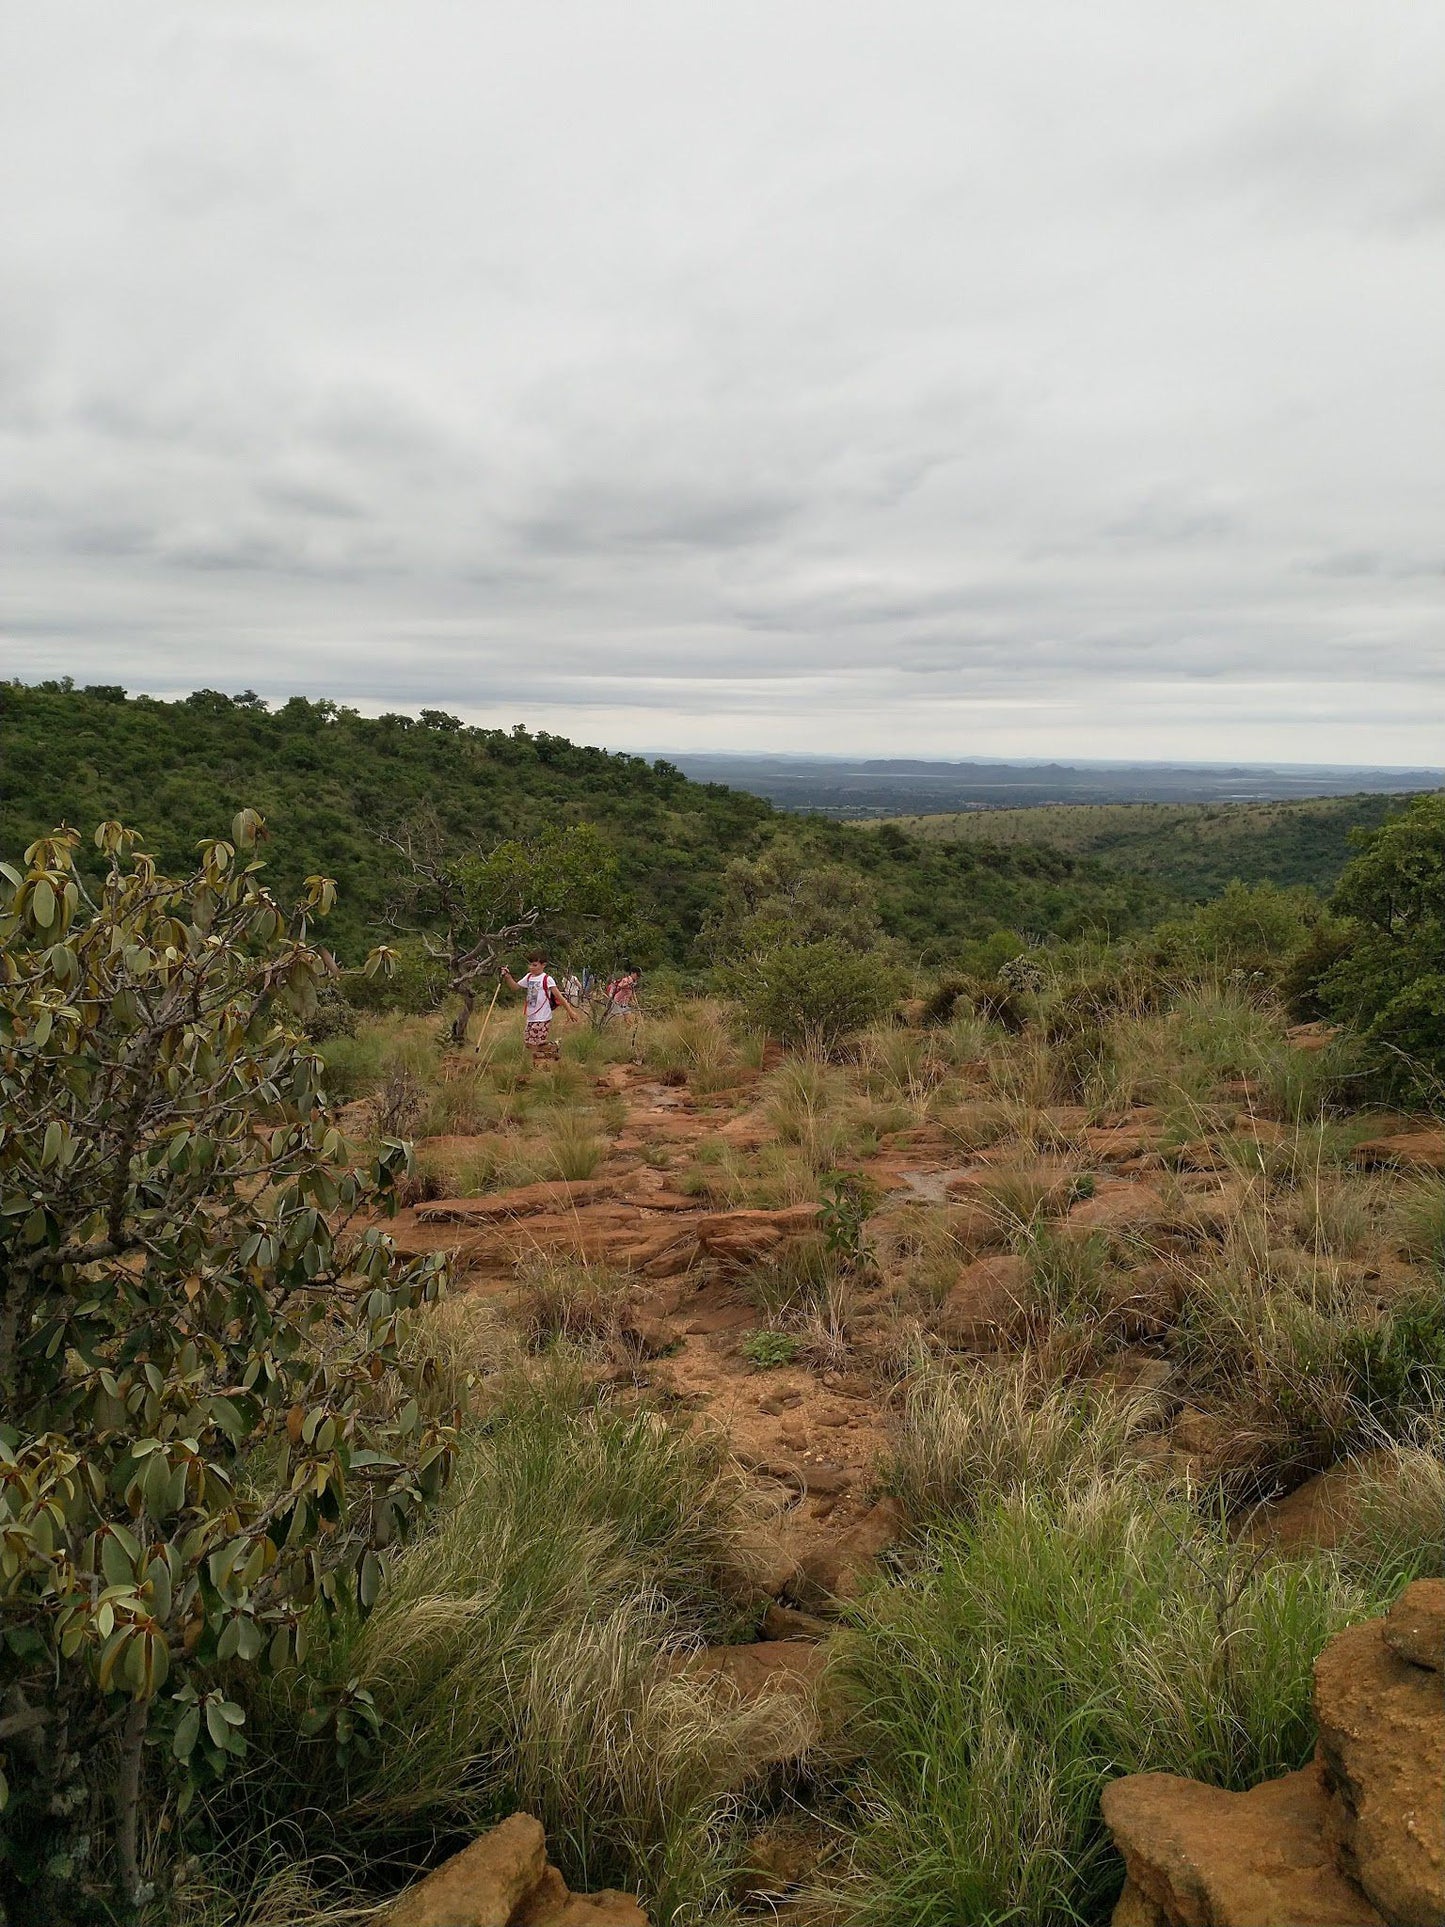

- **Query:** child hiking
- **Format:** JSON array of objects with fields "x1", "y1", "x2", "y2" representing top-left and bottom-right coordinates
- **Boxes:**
[{"x1": 500, "y1": 951, "x2": 578, "y2": 1065}]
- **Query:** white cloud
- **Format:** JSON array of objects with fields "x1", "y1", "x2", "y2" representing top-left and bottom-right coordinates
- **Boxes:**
[{"x1": 1, "y1": 1, "x2": 1442, "y2": 760}]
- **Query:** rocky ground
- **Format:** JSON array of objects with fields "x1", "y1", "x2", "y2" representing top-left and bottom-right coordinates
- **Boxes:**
[{"x1": 334, "y1": 1005, "x2": 1444, "y2": 1925}]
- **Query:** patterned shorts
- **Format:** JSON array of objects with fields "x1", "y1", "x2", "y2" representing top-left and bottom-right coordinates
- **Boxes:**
[{"x1": 525, "y1": 1019, "x2": 558, "y2": 1058}]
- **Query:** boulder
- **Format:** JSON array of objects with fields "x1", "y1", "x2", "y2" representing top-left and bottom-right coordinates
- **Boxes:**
[
  {"x1": 1068, "y1": 1181, "x2": 1168, "y2": 1233},
  {"x1": 382, "y1": 1812, "x2": 647, "y2": 1927},
  {"x1": 1383, "y1": 1578, "x2": 1445, "y2": 1673},
  {"x1": 794, "y1": 1497, "x2": 904, "y2": 1606},
  {"x1": 1102, "y1": 1763, "x2": 1383, "y2": 1927},
  {"x1": 932, "y1": 1254, "x2": 1031, "y2": 1348},
  {"x1": 1314, "y1": 1594, "x2": 1445, "y2": 1927},
  {"x1": 1248, "y1": 1454, "x2": 1398, "y2": 1555},
  {"x1": 1287, "y1": 1022, "x2": 1338, "y2": 1053}
]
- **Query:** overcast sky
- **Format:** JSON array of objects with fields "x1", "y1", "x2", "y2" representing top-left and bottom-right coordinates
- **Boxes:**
[{"x1": 3, "y1": 4, "x2": 1443, "y2": 761}]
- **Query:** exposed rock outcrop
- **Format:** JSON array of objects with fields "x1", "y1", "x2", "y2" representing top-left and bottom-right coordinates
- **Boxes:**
[
  {"x1": 1101, "y1": 1581, "x2": 1445, "y2": 1927},
  {"x1": 1103, "y1": 1762, "x2": 1384, "y2": 1927},
  {"x1": 383, "y1": 1812, "x2": 648, "y2": 1927},
  {"x1": 1314, "y1": 1590, "x2": 1445, "y2": 1927}
]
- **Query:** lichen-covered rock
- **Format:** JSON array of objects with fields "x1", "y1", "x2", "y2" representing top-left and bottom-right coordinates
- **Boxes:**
[
  {"x1": 1314, "y1": 1591, "x2": 1445, "y2": 1927},
  {"x1": 1102, "y1": 1763, "x2": 1383, "y2": 1927}
]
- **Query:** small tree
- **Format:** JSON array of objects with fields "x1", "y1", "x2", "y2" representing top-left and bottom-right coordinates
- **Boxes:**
[
  {"x1": 0, "y1": 817, "x2": 452, "y2": 1918},
  {"x1": 700, "y1": 844, "x2": 884, "y2": 961},
  {"x1": 731, "y1": 939, "x2": 891, "y2": 1055},
  {"x1": 382, "y1": 821, "x2": 623, "y2": 1044}
]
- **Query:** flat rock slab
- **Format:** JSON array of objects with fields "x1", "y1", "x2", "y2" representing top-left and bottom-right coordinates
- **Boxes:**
[
  {"x1": 417, "y1": 1179, "x2": 617, "y2": 1224},
  {"x1": 1351, "y1": 1127, "x2": 1445, "y2": 1172},
  {"x1": 1068, "y1": 1181, "x2": 1168, "y2": 1232},
  {"x1": 1103, "y1": 1763, "x2": 1383, "y2": 1927}
]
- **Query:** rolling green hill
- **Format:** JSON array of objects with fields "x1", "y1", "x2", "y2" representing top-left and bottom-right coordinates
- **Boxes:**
[
  {"x1": 883, "y1": 794, "x2": 1432, "y2": 901},
  {"x1": 2, "y1": 681, "x2": 1171, "y2": 965}
]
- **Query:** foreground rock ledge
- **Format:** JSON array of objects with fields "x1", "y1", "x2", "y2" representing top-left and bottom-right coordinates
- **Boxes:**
[
  {"x1": 383, "y1": 1811, "x2": 648, "y2": 1927},
  {"x1": 1101, "y1": 1579, "x2": 1445, "y2": 1927}
]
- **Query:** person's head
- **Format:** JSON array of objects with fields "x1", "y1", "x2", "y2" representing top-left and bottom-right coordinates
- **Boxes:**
[{"x1": 527, "y1": 951, "x2": 546, "y2": 971}]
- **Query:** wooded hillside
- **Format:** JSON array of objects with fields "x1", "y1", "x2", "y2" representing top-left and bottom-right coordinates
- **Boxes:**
[{"x1": 2, "y1": 682, "x2": 1169, "y2": 963}]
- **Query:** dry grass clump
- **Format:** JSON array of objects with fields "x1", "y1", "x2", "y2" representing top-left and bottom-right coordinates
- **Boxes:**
[
  {"x1": 519, "y1": 1257, "x2": 637, "y2": 1353},
  {"x1": 641, "y1": 1001, "x2": 741, "y2": 1093},
  {"x1": 1336, "y1": 1419, "x2": 1445, "y2": 1585},
  {"x1": 1392, "y1": 1174, "x2": 1445, "y2": 1265},
  {"x1": 973, "y1": 1162, "x2": 1077, "y2": 1243},
  {"x1": 885, "y1": 1360, "x2": 1145, "y2": 1527},
  {"x1": 238, "y1": 1369, "x2": 786, "y2": 1920},
  {"x1": 856, "y1": 1028, "x2": 950, "y2": 1111}
]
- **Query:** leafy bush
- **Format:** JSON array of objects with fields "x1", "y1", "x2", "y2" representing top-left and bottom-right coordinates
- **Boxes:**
[
  {"x1": 0, "y1": 818, "x2": 450, "y2": 1917},
  {"x1": 731, "y1": 940, "x2": 892, "y2": 1054},
  {"x1": 1320, "y1": 794, "x2": 1445, "y2": 1094},
  {"x1": 1151, "y1": 880, "x2": 1321, "y2": 982},
  {"x1": 741, "y1": 1330, "x2": 800, "y2": 1370}
]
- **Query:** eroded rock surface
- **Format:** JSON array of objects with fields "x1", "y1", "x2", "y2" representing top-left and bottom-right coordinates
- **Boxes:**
[
  {"x1": 1103, "y1": 1764, "x2": 1383, "y2": 1927},
  {"x1": 384, "y1": 1811, "x2": 648, "y2": 1927},
  {"x1": 1314, "y1": 1590, "x2": 1445, "y2": 1927},
  {"x1": 1102, "y1": 1581, "x2": 1445, "y2": 1927}
]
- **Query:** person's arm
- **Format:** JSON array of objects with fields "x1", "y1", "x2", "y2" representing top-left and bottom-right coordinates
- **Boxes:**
[{"x1": 500, "y1": 967, "x2": 520, "y2": 991}]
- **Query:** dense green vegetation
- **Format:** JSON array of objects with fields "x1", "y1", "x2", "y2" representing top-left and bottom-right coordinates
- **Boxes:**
[
  {"x1": 886, "y1": 793, "x2": 1433, "y2": 899},
  {"x1": 1, "y1": 682, "x2": 1171, "y2": 965}
]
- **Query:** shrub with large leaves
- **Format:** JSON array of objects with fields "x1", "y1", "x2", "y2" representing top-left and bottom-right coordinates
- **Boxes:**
[{"x1": 0, "y1": 816, "x2": 451, "y2": 1917}]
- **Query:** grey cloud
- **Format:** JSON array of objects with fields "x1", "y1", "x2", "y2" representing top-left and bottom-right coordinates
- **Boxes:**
[{"x1": 0, "y1": 2, "x2": 1442, "y2": 762}]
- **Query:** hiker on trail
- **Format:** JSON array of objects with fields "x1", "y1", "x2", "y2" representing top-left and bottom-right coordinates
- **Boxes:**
[
  {"x1": 500, "y1": 951, "x2": 578, "y2": 1064},
  {"x1": 604, "y1": 966, "x2": 641, "y2": 1027}
]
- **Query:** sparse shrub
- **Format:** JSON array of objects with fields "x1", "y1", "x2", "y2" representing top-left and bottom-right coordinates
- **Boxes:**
[
  {"x1": 742, "y1": 1329, "x2": 801, "y2": 1370},
  {"x1": 820, "y1": 1169, "x2": 881, "y2": 1276}
]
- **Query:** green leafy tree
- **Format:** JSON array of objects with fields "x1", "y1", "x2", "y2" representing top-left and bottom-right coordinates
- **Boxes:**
[
  {"x1": 0, "y1": 817, "x2": 451, "y2": 1918},
  {"x1": 1321, "y1": 794, "x2": 1445, "y2": 1093},
  {"x1": 701, "y1": 844, "x2": 885, "y2": 962},
  {"x1": 382, "y1": 821, "x2": 625, "y2": 1044}
]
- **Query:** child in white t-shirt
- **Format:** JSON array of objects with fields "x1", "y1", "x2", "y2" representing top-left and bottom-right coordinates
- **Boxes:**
[{"x1": 500, "y1": 951, "x2": 577, "y2": 1065}]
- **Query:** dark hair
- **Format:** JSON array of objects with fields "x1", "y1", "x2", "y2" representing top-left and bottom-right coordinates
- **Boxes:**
[{"x1": 527, "y1": 951, "x2": 546, "y2": 964}]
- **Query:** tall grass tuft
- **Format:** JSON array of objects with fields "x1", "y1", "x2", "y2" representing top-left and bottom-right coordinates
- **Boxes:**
[
  {"x1": 242, "y1": 1370, "x2": 790, "y2": 1921},
  {"x1": 827, "y1": 1475, "x2": 1379, "y2": 1927},
  {"x1": 831, "y1": 1365, "x2": 1397, "y2": 1926}
]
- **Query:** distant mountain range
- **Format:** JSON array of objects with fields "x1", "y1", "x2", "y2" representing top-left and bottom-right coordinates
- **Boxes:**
[{"x1": 664, "y1": 754, "x2": 1445, "y2": 817}]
